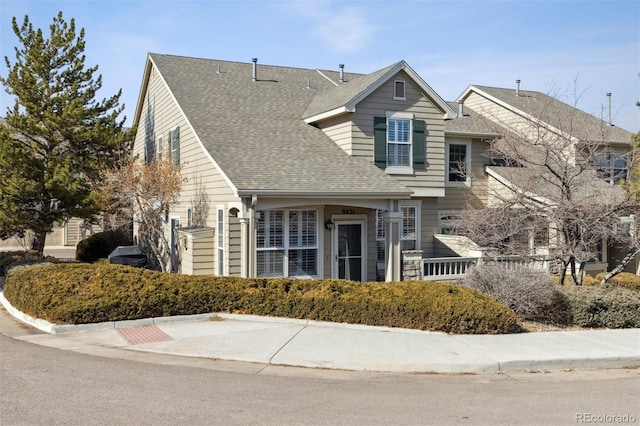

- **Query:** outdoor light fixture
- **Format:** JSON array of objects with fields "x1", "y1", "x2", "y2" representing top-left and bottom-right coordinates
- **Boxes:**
[{"x1": 325, "y1": 219, "x2": 334, "y2": 230}]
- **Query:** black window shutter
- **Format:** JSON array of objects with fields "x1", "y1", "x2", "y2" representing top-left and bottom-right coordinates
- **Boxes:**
[
  {"x1": 412, "y1": 119, "x2": 426, "y2": 169},
  {"x1": 174, "y1": 126, "x2": 180, "y2": 165},
  {"x1": 373, "y1": 117, "x2": 387, "y2": 168}
]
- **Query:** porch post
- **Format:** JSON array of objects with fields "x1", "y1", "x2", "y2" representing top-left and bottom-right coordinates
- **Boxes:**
[
  {"x1": 384, "y1": 211, "x2": 402, "y2": 282},
  {"x1": 239, "y1": 216, "x2": 250, "y2": 278}
]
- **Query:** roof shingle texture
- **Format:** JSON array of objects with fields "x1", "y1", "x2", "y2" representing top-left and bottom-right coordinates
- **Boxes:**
[
  {"x1": 150, "y1": 54, "x2": 410, "y2": 195},
  {"x1": 444, "y1": 101, "x2": 499, "y2": 136},
  {"x1": 472, "y1": 85, "x2": 633, "y2": 145}
]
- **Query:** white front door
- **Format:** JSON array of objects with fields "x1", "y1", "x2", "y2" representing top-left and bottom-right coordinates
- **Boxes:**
[{"x1": 332, "y1": 219, "x2": 366, "y2": 282}]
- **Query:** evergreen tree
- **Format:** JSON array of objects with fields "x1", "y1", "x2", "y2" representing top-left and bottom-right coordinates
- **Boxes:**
[{"x1": 0, "y1": 12, "x2": 130, "y2": 252}]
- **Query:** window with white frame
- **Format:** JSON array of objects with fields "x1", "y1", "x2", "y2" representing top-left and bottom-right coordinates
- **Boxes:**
[
  {"x1": 217, "y1": 208, "x2": 224, "y2": 275},
  {"x1": 169, "y1": 126, "x2": 180, "y2": 165},
  {"x1": 387, "y1": 118, "x2": 411, "y2": 167},
  {"x1": 186, "y1": 206, "x2": 193, "y2": 227},
  {"x1": 256, "y1": 209, "x2": 318, "y2": 277},
  {"x1": 401, "y1": 206, "x2": 417, "y2": 251},
  {"x1": 376, "y1": 204, "x2": 420, "y2": 263},
  {"x1": 596, "y1": 152, "x2": 628, "y2": 184},
  {"x1": 157, "y1": 136, "x2": 163, "y2": 161},
  {"x1": 446, "y1": 142, "x2": 470, "y2": 183},
  {"x1": 393, "y1": 80, "x2": 406, "y2": 100}
]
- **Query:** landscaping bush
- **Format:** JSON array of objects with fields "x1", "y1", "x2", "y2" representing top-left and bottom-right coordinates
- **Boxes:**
[
  {"x1": 461, "y1": 264, "x2": 557, "y2": 320},
  {"x1": 549, "y1": 285, "x2": 640, "y2": 328},
  {"x1": 595, "y1": 272, "x2": 640, "y2": 291},
  {"x1": 2, "y1": 263, "x2": 519, "y2": 334},
  {"x1": 75, "y1": 227, "x2": 132, "y2": 263},
  {"x1": 0, "y1": 250, "x2": 57, "y2": 277}
]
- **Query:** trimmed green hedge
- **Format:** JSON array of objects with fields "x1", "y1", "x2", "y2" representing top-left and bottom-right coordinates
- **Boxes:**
[
  {"x1": 2, "y1": 263, "x2": 519, "y2": 334},
  {"x1": 595, "y1": 272, "x2": 640, "y2": 292},
  {"x1": 545, "y1": 285, "x2": 640, "y2": 328}
]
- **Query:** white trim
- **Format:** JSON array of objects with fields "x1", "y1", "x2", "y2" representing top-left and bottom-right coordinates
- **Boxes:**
[
  {"x1": 386, "y1": 111, "x2": 414, "y2": 119},
  {"x1": 410, "y1": 188, "x2": 446, "y2": 197},
  {"x1": 303, "y1": 106, "x2": 350, "y2": 124},
  {"x1": 385, "y1": 166, "x2": 414, "y2": 175},
  {"x1": 216, "y1": 206, "x2": 225, "y2": 275},
  {"x1": 399, "y1": 200, "x2": 421, "y2": 251},
  {"x1": 393, "y1": 80, "x2": 406, "y2": 100},
  {"x1": 330, "y1": 214, "x2": 368, "y2": 282},
  {"x1": 186, "y1": 205, "x2": 193, "y2": 227}
]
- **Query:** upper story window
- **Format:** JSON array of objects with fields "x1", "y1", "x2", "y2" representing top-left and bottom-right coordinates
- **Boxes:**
[
  {"x1": 387, "y1": 118, "x2": 411, "y2": 167},
  {"x1": 168, "y1": 126, "x2": 180, "y2": 165},
  {"x1": 596, "y1": 152, "x2": 628, "y2": 184},
  {"x1": 374, "y1": 113, "x2": 426, "y2": 172},
  {"x1": 446, "y1": 141, "x2": 470, "y2": 184},
  {"x1": 393, "y1": 80, "x2": 406, "y2": 100}
]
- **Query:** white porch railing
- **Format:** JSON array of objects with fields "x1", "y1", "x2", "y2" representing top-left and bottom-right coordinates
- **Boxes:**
[{"x1": 422, "y1": 256, "x2": 550, "y2": 281}]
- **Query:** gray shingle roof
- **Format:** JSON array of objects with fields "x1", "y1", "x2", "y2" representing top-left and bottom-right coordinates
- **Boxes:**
[
  {"x1": 149, "y1": 54, "x2": 410, "y2": 196},
  {"x1": 444, "y1": 101, "x2": 500, "y2": 137},
  {"x1": 302, "y1": 62, "x2": 400, "y2": 119},
  {"x1": 469, "y1": 85, "x2": 633, "y2": 145}
]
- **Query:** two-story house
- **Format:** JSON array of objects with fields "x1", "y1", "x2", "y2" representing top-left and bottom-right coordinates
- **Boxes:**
[{"x1": 131, "y1": 54, "x2": 634, "y2": 280}]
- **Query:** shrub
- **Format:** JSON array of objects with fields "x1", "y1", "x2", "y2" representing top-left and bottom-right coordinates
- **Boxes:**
[
  {"x1": 2, "y1": 263, "x2": 519, "y2": 334},
  {"x1": 75, "y1": 227, "x2": 132, "y2": 263},
  {"x1": 0, "y1": 250, "x2": 57, "y2": 277},
  {"x1": 461, "y1": 264, "x2": 557, "y2": 320},
  {"x1": 595, "y1": 272, "x2": 640, "y2": 291},
  {"x1": 553, "y1": 285, "x2": 640, "y2": 328}
]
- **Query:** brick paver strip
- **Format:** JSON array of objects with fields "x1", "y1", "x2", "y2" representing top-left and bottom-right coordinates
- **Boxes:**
[{"x1": 117, "y1": 325, "x2": 173, "y2": 345}]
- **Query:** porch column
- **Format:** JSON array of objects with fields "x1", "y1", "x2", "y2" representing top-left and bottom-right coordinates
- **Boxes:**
[
  {"x1": 239, "y1": 217, "x2": 250, "y2": 278},
  {"x1": 384, "y1": 211, "x2": 402, "y2": 282}
]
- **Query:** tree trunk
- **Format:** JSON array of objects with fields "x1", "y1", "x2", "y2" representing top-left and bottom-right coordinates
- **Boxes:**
[
  {"x1": 600, "y1": 248, "x2": 640, "y2": 285},
  {"x1": 30, "y1": 231, "x2": 47, "y2": 253}
]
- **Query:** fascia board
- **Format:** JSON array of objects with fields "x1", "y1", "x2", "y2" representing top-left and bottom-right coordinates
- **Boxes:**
[
  {"x1": 485, "y1": 166, "x2": 554, "y2": 206},
  {"x1": 401, "y1": 63, "x2": 457, "y2": 119},
  {"x1": 132, "y1": 54, "x2": 154, "y2": 127},
  {"x1": 444, "y1": 130, "x2": 501, "y2": 139},
  {"x1": 236, "y1": 189, "x2": 412, "y2": 199},
  {"x1": 303, "y1": 106, "x2": 350, "y2": 124}
]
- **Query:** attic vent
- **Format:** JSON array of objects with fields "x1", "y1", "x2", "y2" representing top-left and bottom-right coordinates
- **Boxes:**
[
  {"x1": 606, "y1": 92, "x2": 612, "y2": 126},
  {"x1": 216, "y1": 64, "x2": 221, "y2": 74},
  {"x1": 457, "y1": 99, "x2": 464, "y2": 117},
  {"x1": 252, "y1": 58, "x2": 258, "y2": 82},
  {"x1": 339, "y1": 64, "x2": 345, "y2": 83},
  {"x1": 393, "y1": 80, "x2": 406, "y2": 100},
  {"x1": 515, "y1": 79, "x2": 521, "y2": 96}
]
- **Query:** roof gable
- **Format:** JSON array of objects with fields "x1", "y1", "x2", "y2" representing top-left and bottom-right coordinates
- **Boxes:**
[
  {"x1": 458, "y1": 85, "x2": 633, "y2": 145},
  {"x1": 303, "y1": 61, "x2": 456, "y2": 123}
]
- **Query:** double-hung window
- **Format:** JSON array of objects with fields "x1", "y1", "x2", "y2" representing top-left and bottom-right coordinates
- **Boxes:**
[
  {"x1": 374, "y1": 113, "x2": 426, "y2": 171},
  {"x1": 256, "y1": 209, "x2": 318, "y2": 277},
  {"x1": 217, "y1": 208, "x2": 224, "y2": 275},
  {"x1": 596, "y1": 152, "x2": 628, "y2": 184},
  {"x1": 387, "y1": 118, "x2": 411, "y2": 167},
  {"x1": 446, "y1": 141, "x2": 470, "y2": 184}
]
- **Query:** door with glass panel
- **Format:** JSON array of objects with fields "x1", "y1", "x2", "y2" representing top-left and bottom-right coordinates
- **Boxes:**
[{"x1": 333, "y1": 220, "x2": 366, "y2": 282}]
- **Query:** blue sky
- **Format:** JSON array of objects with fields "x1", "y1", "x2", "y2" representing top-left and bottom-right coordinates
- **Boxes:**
[{"x1": 1, "y1": 0, "x2": 639, "y2": 131}]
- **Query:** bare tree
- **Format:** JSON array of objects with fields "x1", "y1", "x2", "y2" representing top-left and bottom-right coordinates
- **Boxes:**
[
  {"x1": 453, "y1": 84, "x2": 639, "y2": 285},
  {"x1": 98, "y1": 159, "x2": 186, "y2": 272}
]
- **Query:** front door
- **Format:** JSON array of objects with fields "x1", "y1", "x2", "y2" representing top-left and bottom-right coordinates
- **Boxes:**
[{"x1": 332, "y1": 219, "x2": 366, "y2": 281}]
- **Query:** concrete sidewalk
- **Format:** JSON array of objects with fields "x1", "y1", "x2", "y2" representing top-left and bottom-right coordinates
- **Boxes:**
[{"x1": 2, "y1": 290, "x2": 639, "y2": 374}]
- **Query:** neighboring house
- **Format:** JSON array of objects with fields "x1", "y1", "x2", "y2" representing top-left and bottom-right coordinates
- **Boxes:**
[
  {"x1": 0, "y1": 218, "x2": 101, "y2": 250},
  {"x1": 131, "y1": 54, "x2": 635, "y2": 280},
  {"x1": 453, "y1": 85, "x2": 636, "y2": 275}
]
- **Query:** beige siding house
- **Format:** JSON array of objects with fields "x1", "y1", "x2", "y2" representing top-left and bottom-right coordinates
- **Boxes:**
[{"x1": 130, "y1": 54, "x2": 634, "y2": 280}]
